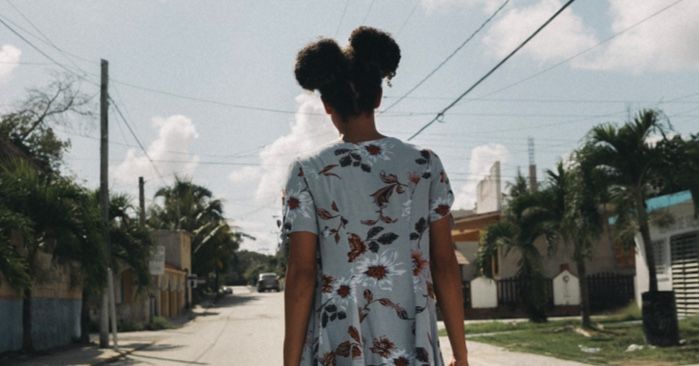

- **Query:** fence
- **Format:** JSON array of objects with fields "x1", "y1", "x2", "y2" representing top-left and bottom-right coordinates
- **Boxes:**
[
  {"x1": 496, "y1": 276, "x2": 554, "y2": 309},
  {"x1": 586, "y1": 272, "x2": 635, "y2": 311},
  {"x1": 462, "y1": 281, "x2": 471, "y2": 309}
]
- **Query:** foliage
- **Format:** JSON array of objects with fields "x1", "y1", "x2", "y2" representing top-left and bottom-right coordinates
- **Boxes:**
[
  {"x1": 149, "y1": 177, "x2": 250, "y2": 292},
  {"x1": 225, "y1": 250, "x2": 279, "y2": 285},
  {"x1": 0, "y1": 75, "x2": 92, "y2": 173},
  {"x1": 477, "y1": 174, "x2": 557, "y2": 322},
  {"x1": 107, "y1": 193, "x2": 154, "y2": 290},
  {"x1": 583, "y1": 109, "x2": 672, "y2": 293}
]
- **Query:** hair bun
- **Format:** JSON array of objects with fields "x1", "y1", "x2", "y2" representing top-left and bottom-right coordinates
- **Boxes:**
[
  {"x1": 294, "y1": 38, "x2": 348, "y2": 91},
  {"x1": 349, "y1": 26, "x2": 400, "y2": 80}
]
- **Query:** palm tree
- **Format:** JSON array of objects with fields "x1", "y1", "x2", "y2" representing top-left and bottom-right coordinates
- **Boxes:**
[
  {"x1": 584, "y1": 109, "x2": 669, "y2": 294},
  {"x1": 477, "y1": 175, "x2": 557, "y2": 322},
  {"x1": 149, "y1": 176, "x2": 244, "y2": 295},
  {"x1": 544, "y1": 158, "x2": 606, "y2": 329}
]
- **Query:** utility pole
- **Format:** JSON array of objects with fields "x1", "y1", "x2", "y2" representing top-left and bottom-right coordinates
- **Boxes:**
[
  {"x1": 139, "y1": 176, "x2": 146, "y2": 227},
  {"x1": 99, "y1": 59, "x2": 110, "y2": 349},
  {"x1": 99, "y1": 59, "x2": 118, "y2": 349}
]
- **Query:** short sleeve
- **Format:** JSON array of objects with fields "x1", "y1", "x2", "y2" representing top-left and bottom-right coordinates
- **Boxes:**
[
  {"x1": 427, "y1": 151, "x2": 454, "y2": 223},
  {"x1": 281, "y1": 160, "x2": 319, "y2": 238}
]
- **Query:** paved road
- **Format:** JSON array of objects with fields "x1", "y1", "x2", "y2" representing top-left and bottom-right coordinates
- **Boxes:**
[
  {"x1": 114, "y1": 286, "x2": 587, "y2": 365},
  {"x1": 116, "y1": 286, "x2": 283, "y2": 365}
]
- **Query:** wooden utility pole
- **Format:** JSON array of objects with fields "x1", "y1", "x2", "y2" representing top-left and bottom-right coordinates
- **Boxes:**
[
  {"x1": 139, "y1": 176, "x2": 146, "y2": 227},
  {"x1": 99, "y1": 59, "x2": 110, "y2": 349},
  {"x1": 99, "y1": 59, "x2": 118, "y2": 349}
]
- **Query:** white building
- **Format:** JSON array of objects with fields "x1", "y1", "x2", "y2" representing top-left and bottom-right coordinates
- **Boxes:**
[{"x1": 635, "y1": 191, "x2": 699, "y2": 316}]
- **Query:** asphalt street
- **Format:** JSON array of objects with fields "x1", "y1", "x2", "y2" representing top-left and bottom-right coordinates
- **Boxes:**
[{"x1": 112, "y1": 286, "x2": 587, "y2": 366}]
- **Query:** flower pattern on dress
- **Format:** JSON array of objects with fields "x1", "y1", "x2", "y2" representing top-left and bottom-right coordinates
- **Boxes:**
[
  {"x1": 353, "y1": 249, "x2": 406, "y2": 291},
  {"x1": 281, "y1": 137, "x2": 453, "y2": 365}
]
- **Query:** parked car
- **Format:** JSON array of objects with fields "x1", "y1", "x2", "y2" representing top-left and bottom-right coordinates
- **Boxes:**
[{"x1": 257, "y1": 272, "x2": 280, "y2": 292}]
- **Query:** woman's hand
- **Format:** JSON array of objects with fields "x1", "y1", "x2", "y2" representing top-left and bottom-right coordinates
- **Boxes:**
[{"x1": 448, "y1": 357, "x2": 469, "y2": 366}]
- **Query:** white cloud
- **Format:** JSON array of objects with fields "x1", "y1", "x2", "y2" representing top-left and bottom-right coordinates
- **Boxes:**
[
  {"x1": 482, "y1": 0, "x2": 597, "y2": 63},
  {"x1": 0, "y1": 44, "x2": 21, "y2": 81},
  {"x1": 113, "y1": 114, "x2": 199, "y2": 184},
  {"x1": 579, "y1": 0, "x2": 699, "y2": 72},
  {"x1": 228, "y1": 166, "x2": 261, "y2": 183},
  {"x1": 452, "y1": 143, "x2": 509, "y2": 210},
  {"x1": 245, "y1": 92, "x2": 337, "y2": 202}
]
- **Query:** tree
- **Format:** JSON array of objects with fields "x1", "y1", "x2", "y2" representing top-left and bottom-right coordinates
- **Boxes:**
[
  {"x1": 544, "y1": 158, "x2": 606, "y2": 329},
  {"x1": 149, "y1": 177, "x2": 248, "y2": 296},
  {"x1": 0, "y1": 75, "x2": 92, "y2": 173},
  {"x1": 476, "y1": 175, "x2": 556, "y2": 322},
  {"x1": 584, "y1": 109, "x2": 670, "y2": 294},
  {"x1": 0, "y1": 161, "x2": 106, "y2": 351},
  {"x1": 108, "y1": 193, "x2": 154, "y2": 290}
]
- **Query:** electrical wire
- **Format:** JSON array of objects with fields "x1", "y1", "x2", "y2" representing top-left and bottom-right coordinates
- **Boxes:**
[
  {"x1": 407, "y1": 0, "x2": 577, "y2": 141},
  {"x1": 109, "y1": 96, "x2": 167, "y2": 183},
  {"x1": 382, "y1": 0, "x2": 509, "y2": 113},
  {"x1": 335, "y1": 0, "x2": 350, "y2": 37},
  {"x1": 468, "y1": 0, "x2": 687, "y2": 104}
]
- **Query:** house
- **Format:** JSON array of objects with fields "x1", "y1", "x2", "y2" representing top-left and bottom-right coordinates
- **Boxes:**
[
  {"x1": 102, "y1": 229, "x2": 192, "y2": 329},
  {"x1": 452, "y1": 162, "x2": 635, "y2": 318},
  {"x1": 634, "y1": 191, "x2": 699, "y2": 316}
]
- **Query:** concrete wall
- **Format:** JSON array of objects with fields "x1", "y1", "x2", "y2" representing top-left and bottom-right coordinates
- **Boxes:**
[
  {"x1": 0, "y1": 250, "x2": 82, "y2": 353},
  {"x1": 0, "y1": 299, "x2": 22, "y2": 352},
  {"x1": 488, "y1": 230, "x2": 633, "y2": 280}
]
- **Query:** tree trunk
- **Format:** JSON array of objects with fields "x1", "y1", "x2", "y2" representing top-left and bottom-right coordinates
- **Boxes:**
[
  {"x1": 22, "y1": 287, "x2": 33, "y2": 353},
  {"x1": 80, "y1": 288, "x2": 90, "y2": 344},
  {"x1": 576, "y1": 255, "x2": 592, "y2": 329},
  {"x1": 636, "y1": 195, "x2": 658, "y2": 293}
]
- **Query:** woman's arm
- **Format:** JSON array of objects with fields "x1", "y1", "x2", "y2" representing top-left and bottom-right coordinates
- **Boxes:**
[
  {"x1": 430, "y1": 214, "x2": 469, "y2": 365},
  {"x1": 283, "y1": 231, "x2": 318, "y2": 366}
]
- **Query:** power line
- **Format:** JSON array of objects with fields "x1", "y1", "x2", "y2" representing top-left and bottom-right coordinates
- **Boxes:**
[
  {"x1": 0, "y1": 14, "x2": 81, "y2": 77},
  {"x1": 407, "y1": 0, "x2": 577, "y2": 141},
  {"x1": 5, "y1": 0, "x2": 92, "y2": 74},
  {"x1": 362, "y1": 0, "x2": 376, "y2": 24},
  {"x1": 382, "y1": 0, "x2": 509, "y2": 113},
  {"x1": 108, "y1": 96, "x2": 167, "y2": 183},
  {"x1": 469, "y1": 0, "x2": 687, "y2": 104},
  {"x1": 395, "y1": 0, "x2": 419, "y2": 36},
  {"x1": 335, "y1": 0, "x2": 350, "y2": 37}
]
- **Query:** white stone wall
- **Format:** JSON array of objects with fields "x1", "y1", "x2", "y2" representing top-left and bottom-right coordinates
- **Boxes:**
[
  {"x1": 470, "y1": 276, "x2": 497, "y2": 308},
  {"x1": 553, "y1": 270, "x2": 580, "y2": 306}
]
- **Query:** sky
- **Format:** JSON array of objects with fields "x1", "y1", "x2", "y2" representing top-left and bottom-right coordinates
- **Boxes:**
[{"x1": 0, "y1": 0, "x2": 697, "y2": 254}]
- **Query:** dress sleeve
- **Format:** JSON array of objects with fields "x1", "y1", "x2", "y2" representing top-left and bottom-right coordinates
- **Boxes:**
[
  {"x1": 281, "y1": 160, "x2": 319, "y2": 238},
  {"x1": 427, "y1": 151, "x2": 454, "y2": 223}
]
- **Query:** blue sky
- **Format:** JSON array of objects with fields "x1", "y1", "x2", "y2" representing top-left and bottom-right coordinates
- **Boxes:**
[{"x1": 0, "y1": 0, "x2": 697, "y2": 253}]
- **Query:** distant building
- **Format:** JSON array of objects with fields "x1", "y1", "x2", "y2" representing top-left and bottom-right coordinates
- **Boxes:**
[{"x1": 634, "y1": 191, "x2": 699, "y2": 316}]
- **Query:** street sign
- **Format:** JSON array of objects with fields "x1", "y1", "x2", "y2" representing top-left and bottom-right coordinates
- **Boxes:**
[{"x1": 148, "y1": 245, "x2": 165, "y2": 275}]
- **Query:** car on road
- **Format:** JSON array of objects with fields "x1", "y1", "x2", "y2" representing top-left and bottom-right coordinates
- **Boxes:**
[{"x1": 257, "y1": 272, "x2": 280, "y2": 292}]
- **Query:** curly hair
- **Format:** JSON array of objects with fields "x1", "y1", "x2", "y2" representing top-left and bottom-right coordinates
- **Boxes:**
[{"x1": 294, "y1": 27, "x2": 401, "y2": 121}]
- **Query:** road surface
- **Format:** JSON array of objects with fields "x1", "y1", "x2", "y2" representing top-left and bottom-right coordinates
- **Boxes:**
[{"x1": 114, "y1": 286, "x2": 587, "y2": 365}]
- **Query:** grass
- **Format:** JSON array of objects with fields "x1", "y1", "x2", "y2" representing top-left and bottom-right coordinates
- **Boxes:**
[{"x1": 464, "y1": 316, "x2": 699, "y2": 365}]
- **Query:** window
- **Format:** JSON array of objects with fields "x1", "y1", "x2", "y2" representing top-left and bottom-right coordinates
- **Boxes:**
[{"x1": 653, "y1": 239, "x2": 667, "y2": 273}]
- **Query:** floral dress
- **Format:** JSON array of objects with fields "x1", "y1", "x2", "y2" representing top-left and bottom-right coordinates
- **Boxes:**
[{"x1": 281, "y1": 136, "x2": 454, "y2": 366}]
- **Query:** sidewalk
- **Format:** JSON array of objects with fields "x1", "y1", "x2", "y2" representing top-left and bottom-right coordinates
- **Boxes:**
[{"x1": 11, "y1": 331, "x2": 164, "y2": 366}]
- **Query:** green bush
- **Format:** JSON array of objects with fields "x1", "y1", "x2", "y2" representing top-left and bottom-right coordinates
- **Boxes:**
[{"x1": 147, "y1": 316, "x2": 175, "y2": 330}]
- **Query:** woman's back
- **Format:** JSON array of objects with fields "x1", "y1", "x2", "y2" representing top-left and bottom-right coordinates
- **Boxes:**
[{"x1": 282, "y1": 136, "x2": 454, "y2": 365}]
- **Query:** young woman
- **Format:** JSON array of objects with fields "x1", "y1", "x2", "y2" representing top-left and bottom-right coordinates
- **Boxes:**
[{"x1": 282, "y1": 26, "x2": 468, "y2": 366}]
